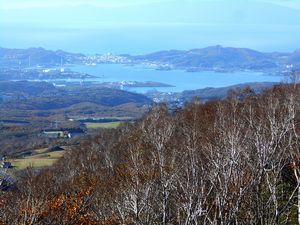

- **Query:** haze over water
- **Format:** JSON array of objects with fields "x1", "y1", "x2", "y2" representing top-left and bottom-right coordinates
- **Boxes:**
[{"x1": 1, "y1": 0, "x2": 300, "y2": 54}]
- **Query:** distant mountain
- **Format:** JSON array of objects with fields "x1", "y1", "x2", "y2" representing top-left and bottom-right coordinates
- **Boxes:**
[
  {"x1": 129, "y1": 45, "x2": 298, "y2": 71},
  {"x1": 179, "y1": 82, "x2": 276, "y2": 102},
  {"x1": 286, "y1": 49, "x2": 300, "y2": 68},
  {"x1": 0, "y1": 47, "x2": 84, "y2": 68},
  {"x1": 145, "y1": 82, "x2": 277, "y2": 104},
  {"x1": 1, "y1": 46, "x2": 299, "y2": 72}
]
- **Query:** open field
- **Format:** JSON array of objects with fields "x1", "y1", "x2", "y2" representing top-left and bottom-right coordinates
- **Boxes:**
[
  {"x1": 10, "y1": 148, "x2": 65, "y2": 170},
  {"x1": 88, "y1": 116, "x2": 132, "y2": 120},
  {"x1": 84, "y1": 122, "x2": 122, "y2": 129}
]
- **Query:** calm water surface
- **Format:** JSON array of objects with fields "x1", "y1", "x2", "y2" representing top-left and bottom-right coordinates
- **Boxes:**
[{"x1": 68, "y1": 64, "x2": 282, "y2": 93}]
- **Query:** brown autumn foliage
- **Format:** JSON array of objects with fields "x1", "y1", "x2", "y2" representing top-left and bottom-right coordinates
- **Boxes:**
[{"x1": 0, "y1": 83, "x2": 299, "y2": 224}]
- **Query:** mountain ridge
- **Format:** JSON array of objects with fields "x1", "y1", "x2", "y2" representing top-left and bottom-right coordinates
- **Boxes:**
[
  {"x1": 0, "y1": 45, "x2": 299, "y2": 71},
  {"x1": 129, "y1": 45, "x2": 296, "y2": 71}
]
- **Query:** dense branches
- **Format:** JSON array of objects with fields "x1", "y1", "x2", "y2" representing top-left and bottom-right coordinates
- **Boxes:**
[{"x1": 0, "y1": 84, "x2": 299, "y2": 224}]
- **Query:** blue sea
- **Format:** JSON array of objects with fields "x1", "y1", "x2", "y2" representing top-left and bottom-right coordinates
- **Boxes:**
[{"x1": 68, "y1": 64, "x2": 282, "y2": 93}]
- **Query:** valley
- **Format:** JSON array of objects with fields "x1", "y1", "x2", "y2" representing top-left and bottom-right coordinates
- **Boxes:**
[{"x1": 0, "y1": 46, "x2": 295, "y2": 159}]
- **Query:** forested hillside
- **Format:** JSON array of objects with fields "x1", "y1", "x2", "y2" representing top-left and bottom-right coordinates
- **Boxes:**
[
  {"x1": 0, "y1": 81, "x2": 151, "y2": 156},
  {"x1": 129, "y1": 46, "x2": 300, "y2": 71},
  {"x1": 0, "y1": 47, "x2": 84, "y2": 67},
  {"x1": 0, "y1": 84, "x2": 299, "y2": 224}
]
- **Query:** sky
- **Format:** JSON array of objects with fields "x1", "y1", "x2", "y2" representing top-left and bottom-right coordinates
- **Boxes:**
[
  {"x1": 1, "y1": 0, "x2": 300, "y2": 54},
  {"x1": 1, "y1": 0, "x2": 300, "y2": 10}
]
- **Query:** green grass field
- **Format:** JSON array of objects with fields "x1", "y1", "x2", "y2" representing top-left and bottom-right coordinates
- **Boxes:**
[
  {"x1": 84, "y1": 121, "x2": 122, "y2": 129},
  {"x1": 11, "y1": 148, "x2": 65, "y2": 170},
  {"x1": 100, "y1": 117, "x2": 132, "y2": 120}
]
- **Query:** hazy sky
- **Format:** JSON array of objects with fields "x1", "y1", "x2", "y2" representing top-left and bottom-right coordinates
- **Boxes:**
[
  {"x1": 1, "y1": 0, "x2": 300, "y2": 10},
  {"x1": 1, "y1": 0, "x2": 300, "y2": 53}
]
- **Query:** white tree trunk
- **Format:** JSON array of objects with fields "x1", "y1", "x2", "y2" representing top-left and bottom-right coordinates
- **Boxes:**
[{"x1": 298, "y1": 186, "x2": 300, "y2": 225}]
